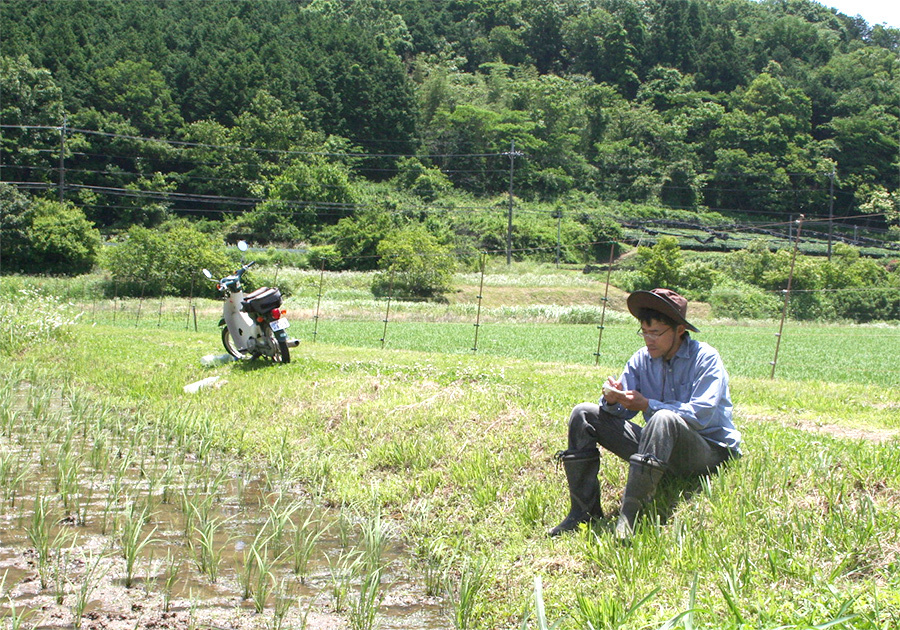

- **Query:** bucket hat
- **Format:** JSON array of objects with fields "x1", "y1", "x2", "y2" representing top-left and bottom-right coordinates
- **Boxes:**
[{"x1": 627, "y1": 288, "x2": 699, "y2": 332}]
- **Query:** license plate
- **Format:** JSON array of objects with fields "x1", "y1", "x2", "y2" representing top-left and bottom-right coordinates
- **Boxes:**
[{"x1": 269, "y1": 317, "x2": 290, "y2": 331}]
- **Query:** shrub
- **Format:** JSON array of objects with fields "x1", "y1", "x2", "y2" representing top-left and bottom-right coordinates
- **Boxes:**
[
  {"x1": 371, "y1": 225, "x2": 456, "y2": 300},
  {"x1": 225, "y1": 201, "x2": 303, "y2": 246},
  {"x1": 635, "y1": 236, "x2": 684, "y2": 290},
  {"x1": 1, "y1": 184, "x2": 101, "y2": 275},
  {"x1": 393, "y1": 157, "x2": 452, "y2": 202},
  {"x1": 102, "y1": 221, "x2": 229, "y2": 297},
  {"x1": 306, "y1": 244, "x2": 342, "y2": 270},
  {"x1": 708, "y1": 284, "x2": 782, "y2": 320}
]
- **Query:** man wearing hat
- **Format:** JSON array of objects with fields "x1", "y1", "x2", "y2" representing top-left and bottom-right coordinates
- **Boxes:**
[{"x1": 549, "y1": 288, "x2": 741, "y2": 540}]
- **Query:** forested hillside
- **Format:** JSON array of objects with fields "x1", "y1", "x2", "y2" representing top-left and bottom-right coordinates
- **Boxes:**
[{"x1": 2, "y1": 0, "x2": 899, "y2": 276}]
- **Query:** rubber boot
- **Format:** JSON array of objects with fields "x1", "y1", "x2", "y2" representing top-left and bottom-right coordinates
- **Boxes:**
[
  {"x1": 548, "y1": 448, "x2": 604, "y2": 537},
  {"x1": 615, "y1": 453, "x2": 666, "y2": 541}
]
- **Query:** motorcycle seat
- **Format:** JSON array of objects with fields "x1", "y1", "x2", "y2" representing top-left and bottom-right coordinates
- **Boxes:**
[{"x1": 241, "y1": 286, "x2": 283, "y2": 313}]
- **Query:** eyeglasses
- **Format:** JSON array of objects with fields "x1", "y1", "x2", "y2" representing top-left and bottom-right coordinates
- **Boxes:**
[{"x1": 636, "y1": 327, "x2": 671, "y2": 341}]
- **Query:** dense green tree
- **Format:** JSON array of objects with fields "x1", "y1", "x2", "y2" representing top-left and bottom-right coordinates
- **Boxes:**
[
  {"x1": 1, "y1": 0, "x2": 898, "y2": 238},
  {"x1": 0, "y1": 184, "x2": 100, "y2": 275},
  {"x1": 92, "y1": 60, "x2": 183, "y2": 136},
  {"x1": 372, "y1": 224, "x2": 456, "y2": 300},
  {"x1": 634, "y1": 236, "x2": 685, "y2": 290},
  {"x1": 103, "y1": 220, "x2": 229, "y2": 296},
  {"x1": 0, "y1": 55, "x2": 65, "y2": 188}
]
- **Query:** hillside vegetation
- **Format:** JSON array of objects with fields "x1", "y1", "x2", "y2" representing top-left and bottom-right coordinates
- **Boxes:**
[{"x1": 2, "y1": 1, "x2": 898, "y2": 256}]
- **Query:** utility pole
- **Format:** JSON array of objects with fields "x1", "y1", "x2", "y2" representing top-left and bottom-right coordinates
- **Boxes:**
[
  {"x1": 505, "y1": 140, "x2": 523, "y2": 266},
  {"x1": 59, "y1": 116, "x2": 67, "y2": 203},
  {"x1": 555, "y1": 208, "x2": 562, "y2": 268},
  {"x1": 827, "y1": 167, "x2": 835, "y2": 261}
]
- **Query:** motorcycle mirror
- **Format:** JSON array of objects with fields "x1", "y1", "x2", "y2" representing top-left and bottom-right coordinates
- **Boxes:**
[
  {"x1": 237, "y1": 240, "x2": 249, "y2": 252},
  {"x1": 202, "y1": 269, "x2": 213, "y2": 280}
]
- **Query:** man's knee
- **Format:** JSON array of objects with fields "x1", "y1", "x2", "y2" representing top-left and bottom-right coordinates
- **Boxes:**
[
  {"x1": 569, "y1": 402, "x2": 598, "y2": 426},
  {"x1": 568, "y1": 402, "x2": 600, "y2": 444},
  {"x1": 638, "y1": 410, "x2": 687, "y2": 459}
]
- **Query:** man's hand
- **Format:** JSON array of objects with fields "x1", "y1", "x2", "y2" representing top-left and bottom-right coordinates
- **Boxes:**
[{"x1": 603, "y1": 377, "x2": 649, "y2": 412}]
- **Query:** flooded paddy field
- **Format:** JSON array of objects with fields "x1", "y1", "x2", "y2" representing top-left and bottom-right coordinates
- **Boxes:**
[{"x1": 0, "y1": 370, "x2": 450, "y2": 630}]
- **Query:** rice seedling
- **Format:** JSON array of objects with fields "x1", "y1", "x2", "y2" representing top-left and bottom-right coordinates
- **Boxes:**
[
  {"x1": 250, "y1": 539, "x2": 286, "y2": 614},
  {"x1": 264, "y1": 495, "x2": 301, "y2": 557},
  {"x1": 449, "y1": 556, "x2": 488, "y2": 630},
  {"x1": 160, "y1": 549, "x2": 181, "y2": 613},
  {"x1": 237, "y1": 528, "x2": 274, "y2": 601},
  {"x1": 0, "y1": 449, "x2": 30, "y2": 508},
  {"x1": 419, "y1": 536, "x2": 450, "y2": 598},
  {"x1": 288, "y1": 511, "x2": 324, "y2": 581},
  {"x1": 54, "y1": 449, "x2": 82, "y2": 513},
  {"x1": 270, "y1": 576, "x2": 299, "y2": 630},
  {"x1": 89, "y1": 431, "x2": 110, "y2": 471},
  {"x1": 349, "y1": 567, "x2": 383, "y2": 630},
  {"x1": 190, "y1": 513, "x2": 230, "y2": 583},
  {"x1": 328, "y1": 549, "x2": 363, "y2": 614},
  {"x1": 118, "y1": 501, "x2": 158, "y2": 588},
  {"x1": 28, "y1": 387, "x2": 53, "y2": 421},
  {"x1": 52, "y1": 535, "x2": 83, "y2": 606},
  {"x1": 26, "y1": 494, "x2": 59, "y2": 589},
  {"x1": 70, "y1": 482, "x2": 93, "y2": 527},
  {"x1": 180, "y1": 487, "x2": 216, "y2": 540},
  {"x1": 0, "y1": 570, "x2": 40, "y2": 629},
  {"x1": 158, "y1": 462, "x2": 178, "y2": 505},
  {"x1": 0, "y1": 406, "x2": 20, "y2": 439},
  {"x1": 359, "y1": 510, "x2": 391, "y2": 575},
  {"x1": 336, "y1": 509, "x2": 354, "y2": 550}
]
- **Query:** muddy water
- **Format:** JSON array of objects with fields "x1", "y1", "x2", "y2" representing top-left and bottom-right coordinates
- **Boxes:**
[{"x1": 0, "y1": 377, "x2": 451, "y2": 629}]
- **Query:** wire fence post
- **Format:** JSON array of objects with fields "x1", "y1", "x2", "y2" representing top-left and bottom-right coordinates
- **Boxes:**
[
  {"x1": 186, "y1": 273, "x2": 195, "y2": 331},
  {"x1": 135, "y1": 280, "x2": 147, "y2": 327},
  {"x1": 771, "y1": 215, "x2": 804, "y2": 379},
  {"x1": 380, "y1": 266, "x2": 395, "y2": 349},
  {"x1": 157, "y1": 280, "x2": 165, "y2": 328},
  {"x1": 472, "y1": 252, "x2": 487, "y2": 352},
  {"x1": 312, "y1": 259, "x2": 325, "y2": 343},
  {"x1": 594, "y1": 244, "x2": 616, "y2": 366},
  {"x1": 112, "y1": 279, "x2": 119, "y2": 324}
]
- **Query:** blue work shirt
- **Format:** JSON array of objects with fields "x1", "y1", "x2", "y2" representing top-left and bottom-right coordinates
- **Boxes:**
[{"x1": 601, "y1": 334, "x2": 742, "y2": 455}]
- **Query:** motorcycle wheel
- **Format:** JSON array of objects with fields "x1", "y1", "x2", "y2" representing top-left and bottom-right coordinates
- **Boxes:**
[
  {"x1": 270, "y1": 333, "x2": 291, "y2": 364},
  {"x1": 222, "y1": 327, "x2": 245, "y2": 359}
]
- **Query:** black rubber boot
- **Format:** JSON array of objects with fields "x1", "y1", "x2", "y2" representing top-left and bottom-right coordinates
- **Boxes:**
[
  {"x1": 615, "y1": 453, "x2": 666, "y2": 541},
  {"x1": 548, "y1": 448, "x2": 604, "y2": 537}
]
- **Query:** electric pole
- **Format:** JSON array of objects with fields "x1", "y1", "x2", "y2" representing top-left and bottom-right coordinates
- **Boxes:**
[{"x1": 505, "y1": 140, "x2": 523, "y2": 266}]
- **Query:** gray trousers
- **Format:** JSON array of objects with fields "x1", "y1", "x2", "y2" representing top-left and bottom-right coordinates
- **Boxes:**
[{"x1": 568, "y1": 403, "x2": 731, "y2": 476}]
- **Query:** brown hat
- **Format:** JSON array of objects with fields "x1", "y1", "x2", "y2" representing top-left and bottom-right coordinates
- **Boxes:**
[{"x1": 627, "y1": 288, "x2": 699, "y2": 332}]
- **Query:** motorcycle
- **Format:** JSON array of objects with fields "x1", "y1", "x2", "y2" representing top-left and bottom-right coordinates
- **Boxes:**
[{"x1": 203, "y1": 241, "x2": 298, "y2": 363}]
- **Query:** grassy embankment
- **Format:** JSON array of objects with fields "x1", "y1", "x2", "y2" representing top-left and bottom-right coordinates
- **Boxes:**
[{"x1": 1, "y1": 266, "x2": 898, "y2": 629}]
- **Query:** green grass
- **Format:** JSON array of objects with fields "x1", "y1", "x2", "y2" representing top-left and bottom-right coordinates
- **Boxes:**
[{"x1": 1, "y1": 273, "x2": 899, "y2": 629}]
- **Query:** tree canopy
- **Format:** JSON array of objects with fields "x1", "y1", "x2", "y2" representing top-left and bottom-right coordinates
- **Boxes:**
[{"x1": 1, "y1": 0, "x2": 898, "y2": 251}]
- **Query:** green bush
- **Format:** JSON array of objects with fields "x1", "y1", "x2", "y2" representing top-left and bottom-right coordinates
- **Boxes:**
[
  {"x1": 1, "y1": 184, "x2": 101, "y2": 275},
  {"x1": 225, "y1": 201, "x2": 303, "y2": 246},
  {"x1": 102, "y1": 221, "x2": 229, "y2": 297},
  {"x1": 306, "y1": 244, "x2": 342, "y2": 270},
  {"x1": 708, "y1": 284, "x2": 782, "y2": 320},
  {"x1": 371, "y1": 225, "x2": 456, "y2": 300},
  {"x1": 393, "y1": 157, "x2": 453, "y2": 202}
]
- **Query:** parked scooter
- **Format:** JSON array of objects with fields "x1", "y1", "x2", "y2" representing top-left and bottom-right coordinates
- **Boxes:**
[{"x1": 203, "y1": 241, "x2": 298, "y2": 363}]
